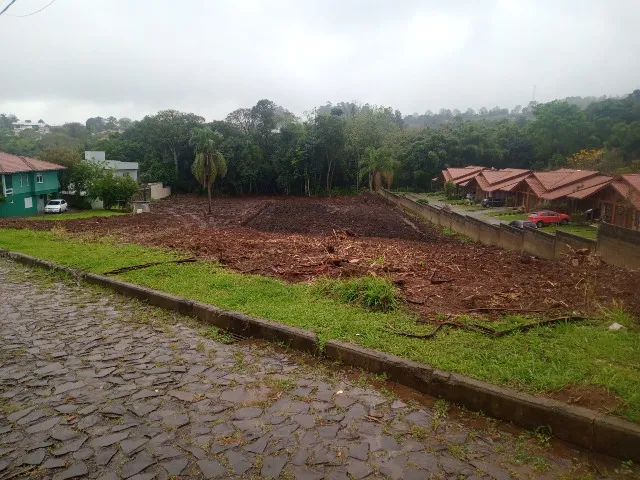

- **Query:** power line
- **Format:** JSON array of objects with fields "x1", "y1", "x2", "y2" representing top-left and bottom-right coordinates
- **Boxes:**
[
  {"x1": 0, "y1": 0, "x2": 18, "y2": 17},
  {"x1": 12, "y1": 0, "x2": 57, "y2": 17}
]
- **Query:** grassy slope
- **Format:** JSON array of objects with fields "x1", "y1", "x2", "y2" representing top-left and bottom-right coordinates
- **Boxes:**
[
  {"x1": 27, "y1": 210, "x2": 128, "y2": 221},
  {"x1": 1, "y1": 228, "x2": 638, "y2": 422}
]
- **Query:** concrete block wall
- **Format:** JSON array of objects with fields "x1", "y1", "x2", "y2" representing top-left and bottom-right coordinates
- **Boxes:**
[
  {"x1": 523, "y1": 229, "x2": 556, "y2": 259},
  {"x1": 597, "y1": 223, "x2": 640, "y2": 269},
  {"x1": 379, "y1": 190, "x2": 640, "y2": 270},
  {"x1": 478, "y1": 221, "x2": 501, "y2": 246},
  {"x1": 554, "y1": 231, "x2": 597, "y2": 260},
  {"x1": 498, "y1": 224, "x2": 524, "y2": 252}
]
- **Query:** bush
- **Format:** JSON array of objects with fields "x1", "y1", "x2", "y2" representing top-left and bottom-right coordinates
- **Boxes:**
[
  {"x1": 312, "y1": 275, "x2": 398, "y2": 312},
  {"x1": 443, "y1": 181, "x2": 457, "y2": 200},
  {"x1": 416, "y1": 198, "x2": 428, "y2": 204},
  {"x1": 92, "y1": 171, "x2": 140, "y2": 210},
  {"x1": 571, "y1": 212, "x2": 589, "y2": 226}
]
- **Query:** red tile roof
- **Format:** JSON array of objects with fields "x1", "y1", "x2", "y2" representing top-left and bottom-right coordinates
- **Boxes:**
[
  {"x1": 473, "y1": 168, "x2": 531, "y2": 192},
  {"x1": 544, "y1": 174, "x2": 612, "y2": 200},
  {"x1": 441, "y1": 166, "x2": 487, "y2": 185},
  {"x1": 612, "y1": 175, "x2": 640, "y2": 210},
  {"x1": 0, "y1": 152, "x2": 65, "y2": 174}
]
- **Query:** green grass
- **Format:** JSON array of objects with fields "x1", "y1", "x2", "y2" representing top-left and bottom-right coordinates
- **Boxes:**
[
  {"x1": 538, "y1": 224, "x2": 598, "y2": 240},
  {"x1": 27, "y1": 209, "x2": 128, "y2": 221},
  {"x1": 1, "y1": 228, "x2": 639, "y2": 423},
  {"x1": 485, "y1": 211, "x2": 529, "y2": 221},
  {"x1": 311, "y1": 275, "x2": 398, "y2": 312}
]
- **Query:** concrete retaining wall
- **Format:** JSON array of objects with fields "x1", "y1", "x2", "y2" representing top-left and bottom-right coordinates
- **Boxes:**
[
  {"x1": 2, "y1": 248, "x2": 640, "y2": 461},
  {"x1": 555, "y1": 231, "x2": 597, "y2": 259},
  {"x1": 597, "y1": 223, "x2": 640, "y2": 269},
  {"x1": 380, "y1": 190, "x2": 640, "y2": 270},
  {"x1": 523, "y1": 229, "x2": 555, "y2": 259},
  {"x1": 148, "y1": 182, "x2": 171, "y2": 200}
]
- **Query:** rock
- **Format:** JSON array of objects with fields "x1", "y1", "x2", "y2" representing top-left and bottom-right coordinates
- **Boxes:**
[
  {"x1": 95, "y1": 447, "x2": 118, "y2": 466},
  {"x1": 20, "y1": 448, "x2": 46, "y2": 465},
  {"x1": 90, "y1": 431, "x2": 130, "y2": 448},
  {"x1": 25, "y1": 416, "x2": 61, "y2": 433},
  {"x1": 53, "y1": 462, "x2": 89, "y2": 480},
  {"x1": 197, "y1": 459, "x2": 227, "y2": 478},
  {"x1": 162, "y1": 457, "x2": 188, "y2": 475},
  {"x1": 348, "y1": 441, "x2": 369, "y2": 461},
  {"x1": 163, "y1": 413, "x2": 190, "y2": 428},
  {"x1": 42, "y1": 458, "x2": 67, "y2": 469},
  {"x1": 226, "y1": 449, "x2": 254, "y2": 475},
  {"x1": 122, "y1": 451, "x2": 156, "y2": 478},
  {"x1": 121, "y1": 437, "x2": 149, "y2": 455},
  {"x1": 168, "y1": 389, "x2": 197, "y2": 402},
  {"x1": 261, "y1": 454, "x2": 288, "y2": 478},
  {"x1": 346, "y1": 459, "x2": 372, "y2": 480}
]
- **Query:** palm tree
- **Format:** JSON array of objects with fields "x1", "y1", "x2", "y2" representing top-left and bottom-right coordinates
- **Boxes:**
[
  {"x1": 359, "y1": 146, "x2": 398, "y2": 191},
  {"x1": 189, "y1": 127, "x2": 228, "y2": 214}
]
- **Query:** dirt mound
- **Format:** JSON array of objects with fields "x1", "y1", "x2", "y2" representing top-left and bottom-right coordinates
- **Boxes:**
[
  {"x1": 1, "y1": 194, "x2": 640, "y2": 319},
  {"x1": 247, "y1": 194, "x2": 441, "y2": 241}
]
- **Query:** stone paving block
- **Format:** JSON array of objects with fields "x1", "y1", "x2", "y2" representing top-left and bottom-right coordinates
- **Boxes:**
[{"x1": 0, "y1": 259, "x2": 614, "y2": 480}]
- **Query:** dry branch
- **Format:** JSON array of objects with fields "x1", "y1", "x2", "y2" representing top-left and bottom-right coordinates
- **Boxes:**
[
  {"x1": 103, "y1": 258, "x2": 197, "y2": 275},
  {"x1": 388, "y1": 316, "x2": 590, "y2": 340}
]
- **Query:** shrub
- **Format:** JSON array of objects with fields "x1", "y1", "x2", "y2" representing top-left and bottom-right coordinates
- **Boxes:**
[
  {"x1": 571, "y1": 212, "x2": 589, "y2": 226},
  {"x1": 416, "y1": 198, "x2": 428, "y2": 205},
  {"x1": 312, "y1": 275, "x2": 398, "y2": 312},
  {"x1": 92, "y1": 171, "x2": 140, "y2": 210},
  {"x1": 443, "y1": 181, "x2": 457, "y2": 200}
]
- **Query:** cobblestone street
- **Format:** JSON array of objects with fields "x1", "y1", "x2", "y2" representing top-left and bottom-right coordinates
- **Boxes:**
[{"x1": 0, "y1": 259, "x2": 627, "y2": 479}]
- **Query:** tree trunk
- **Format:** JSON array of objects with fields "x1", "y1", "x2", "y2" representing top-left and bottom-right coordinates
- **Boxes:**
[
  {"x1": 171, "y1": 148, "x2": 179, "y2": 184},
  {"x1": 207, "y1": 184, "x2": 212, "y2": 214}
]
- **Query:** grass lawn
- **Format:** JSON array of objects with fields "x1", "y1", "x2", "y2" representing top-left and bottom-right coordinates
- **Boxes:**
[
  {"x1": 485, "y1": 211, "x2": 529, "y2": 221},
  {"x1": 1, "y1": 228, "x2": 639, "y2": 423},
  {"x1": 538, "y1": 224, "x2": 599, "y2": 240},
  {"x1": 27, "y1": 209, "x2": 128, "y2": 221}
]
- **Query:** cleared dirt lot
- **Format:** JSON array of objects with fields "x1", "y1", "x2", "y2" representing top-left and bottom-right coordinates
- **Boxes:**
[{"x1": 2, "y1": 194, "x2": 639, "y2": 319}]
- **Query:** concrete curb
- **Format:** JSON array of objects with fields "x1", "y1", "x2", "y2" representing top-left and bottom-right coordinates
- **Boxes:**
[{"x1": 1, "y1": 248, "x2": 639, "y2": 462}]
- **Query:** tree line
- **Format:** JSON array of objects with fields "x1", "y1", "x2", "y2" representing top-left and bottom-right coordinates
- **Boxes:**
[{"x1": 1, "y1": 90, "x2": 639, "y2": 196}]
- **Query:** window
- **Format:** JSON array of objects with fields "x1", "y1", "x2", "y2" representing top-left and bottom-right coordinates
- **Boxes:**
[
  {"x1": 26, "y1": 174, "x2": 29, "y2": 186},
  {"x1": 19, "y1": 175, "x2": 23, "y2": 187},
  {"x1": 37, "y1": 173, "x2": 43, "y2": 183},
  {"x1": 24, "y1": 197, "x2": 33, "y2": 209}
]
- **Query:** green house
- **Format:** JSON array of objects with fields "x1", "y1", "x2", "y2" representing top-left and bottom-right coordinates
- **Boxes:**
[{"x1": 0, "y1": 152, "x2": 65, "y2": 217}]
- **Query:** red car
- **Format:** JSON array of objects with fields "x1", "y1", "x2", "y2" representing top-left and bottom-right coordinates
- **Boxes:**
[{"x1": 528, "y1": 210, "x2": 570, "y2": 227}]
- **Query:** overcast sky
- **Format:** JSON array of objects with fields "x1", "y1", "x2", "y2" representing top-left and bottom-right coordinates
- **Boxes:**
[{"x1": 1, "y1": 0, "x2": 638, "y2": 125}]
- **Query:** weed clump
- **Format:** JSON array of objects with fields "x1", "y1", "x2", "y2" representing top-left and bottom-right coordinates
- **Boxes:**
[{"x1": 312, "y1": 275, "x2": 398, "y2": 312}]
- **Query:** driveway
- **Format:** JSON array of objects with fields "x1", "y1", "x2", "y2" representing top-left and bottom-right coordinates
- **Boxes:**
[{"x1": 0, "y1": 259, "x2": 624, "y2": 479}]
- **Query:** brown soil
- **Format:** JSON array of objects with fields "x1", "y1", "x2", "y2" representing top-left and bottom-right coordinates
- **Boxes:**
[
  {"x1": 545, "y1": 385, "x2": 625, "y2": 414},
  {"x1": 2, "y1": 193, "x2": 639, "y2": 319}
]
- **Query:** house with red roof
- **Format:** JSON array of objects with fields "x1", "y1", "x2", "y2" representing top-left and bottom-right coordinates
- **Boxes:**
[
  {"x1": 583, "y1": 174, "x2": 640, "y2": 230},
  {"x1": 439, "y1": 166, "x2": 488, "y2": 187},
  {"x1": 466, "y1": 168, "x2": 531, "y2": 204},
  {"x1": 0, "y1": 152, "x2": 66, "y2": 217},
  {"x1": 511, "y1": 169, "x2": 613, "y2": 212}
]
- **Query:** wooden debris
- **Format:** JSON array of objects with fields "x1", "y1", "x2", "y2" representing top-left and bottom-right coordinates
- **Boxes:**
[{"x1": 103, "y1": 257, "x2": 197, "y2": 275}]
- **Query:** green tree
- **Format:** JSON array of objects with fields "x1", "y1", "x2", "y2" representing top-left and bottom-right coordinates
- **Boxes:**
[
  {"x1": 190, "y1": 127, "x2": 228, "y2": 213},
  {"x1": 444, "y1": 180, "x2": 457, "y2": 199},
  {"x1": 527, "y1": 101, "x2": 594, "y2": 165},
  {"x1": 92, "y1": 170, "x2": 139, "y2": 210},
  {"x1": 359, "y1": 146, "x2": 397, "y2": 191},
  {"x1": 38, "y1": 147, "x2": 83, "y2": 192}
]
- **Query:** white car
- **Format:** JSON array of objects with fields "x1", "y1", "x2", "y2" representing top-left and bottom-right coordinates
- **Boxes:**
[{"x1": 44, "y1": 199, "x2": 68, "y2": 214}]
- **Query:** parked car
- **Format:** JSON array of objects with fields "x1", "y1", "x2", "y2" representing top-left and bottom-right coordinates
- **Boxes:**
[
  {"x1": 508, "y1": 220, "x2": 537, "y2": 230},
  {"x1": 481, "y1": 197, "x2": 505, "y2": 208},
  {"x1": 527, "y1": 210, "x2": 570, "y2": 227},
  {"x1": 44, "y1": 199, "x2": 68, "y2": 214}
]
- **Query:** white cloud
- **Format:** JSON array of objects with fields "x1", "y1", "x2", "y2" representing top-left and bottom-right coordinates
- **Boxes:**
[{"x1": 0, "y1": 0, "x2": 637, "y2": 124}]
